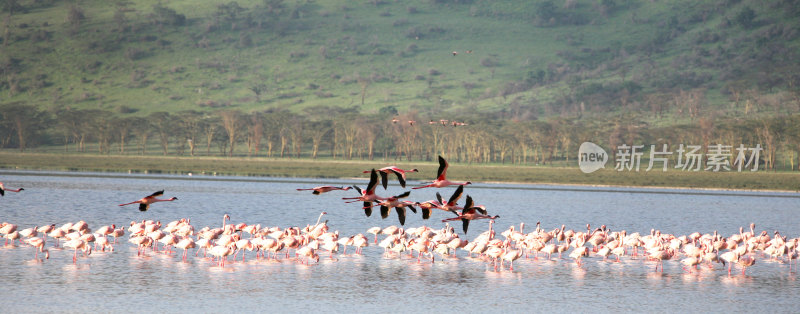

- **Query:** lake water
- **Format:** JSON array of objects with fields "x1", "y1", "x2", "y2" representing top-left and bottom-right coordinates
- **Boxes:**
[{"x1": 1, "y1": 170, "x2": 799, "y2": 313}]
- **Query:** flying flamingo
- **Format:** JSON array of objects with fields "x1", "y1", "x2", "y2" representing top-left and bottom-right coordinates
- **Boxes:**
[
  {"x1": 118, "y1": 190, "x2": 178, "y2": 211},
  {"x1": 412, "y1": 156, "x2": 471, "y2": 189},
  {"x1": 0, "y1": 182, "x2": 24, "y2": 196},
  {"x1": 343, "y1": 169, "x2": 387, "y2": 217},
  {"x1": 436, "y1": 185, "x2": 467, "y2": 214},
  {"x1": 369, "y1": 191, "x2": 417, "y2": 226},
  {"x1": 363, "y1": 166, "x2": 419, "y2": 189},
  {"x1": 441, "y1": 196, "x2": 498, "y2": 234},
  {"x1": 296, "y1": 186, "x2": 351, "y2": 195},
  {"x1": 414, "y1": 199, "x2": 443, "y2": 220}
]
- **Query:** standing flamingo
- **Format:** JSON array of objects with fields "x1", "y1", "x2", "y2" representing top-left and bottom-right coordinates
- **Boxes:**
[
  {"x1": 296, "y1": 186, "x2": 351, "y2": 195},
  {"x1": 118, "y1": 190, "x2": 178, "y2": 211},
  {"x1": 412, "y1": 156, "x2": 471, "y2": 189},
  {"x1": 0, "y1": 182, "x2": 24, "y2": 196},
  {"x1": 24, "y1": 237, "x2": 49, "y2": 260}
]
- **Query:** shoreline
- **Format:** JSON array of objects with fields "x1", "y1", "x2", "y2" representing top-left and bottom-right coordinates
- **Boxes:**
[{"x1": 1, "y1": 151, "x2": 798, "y2": 193}]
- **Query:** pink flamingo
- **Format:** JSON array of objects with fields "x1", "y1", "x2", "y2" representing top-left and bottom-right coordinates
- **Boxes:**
[
  {"x1": 343, "y1": 169, "x2": 387, "y2": 217},
  {"x1": 25, "y1": 237, "x2": 49, "y2": 260},
  {"x1": 175, "y1": 237, "x2": 196, "y2": 262},
  {"x1": 369, "y1": 191, "x2": 417, "y2": 226},
  {"x1": 0, "y1": 182, "x2": 24, "y2": 196},
  {"x1": 119, "y1": 190, "x2": 178, "y2": 211},
  {"x1": 296, "y1": 186, "x2": 352, "y2": 195},
  {"x1": 441, "y1": 196, "x2": 498, "y2": 234},
  {"x1": 413, "y1": 156, "x2": 471, "y2": 189},
  {"x1": 364, "y1": 166, "x2": 419, "y2": 189}
]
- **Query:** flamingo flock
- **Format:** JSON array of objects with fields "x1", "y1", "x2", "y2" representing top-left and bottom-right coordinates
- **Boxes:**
[
  {"x1": 1, "y1": 156, "x2": 796, "y2": 276},
  {"x1": 1, "y1": 218, "x2": 797, "y2": 275}
]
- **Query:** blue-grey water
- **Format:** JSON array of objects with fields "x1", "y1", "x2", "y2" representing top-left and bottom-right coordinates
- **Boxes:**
[{"x1": 1, "y1": 170, "x2": 799, "y2": 313}]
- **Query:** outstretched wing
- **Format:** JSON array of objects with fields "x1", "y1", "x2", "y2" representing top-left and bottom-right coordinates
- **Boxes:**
[
  {"x1": 422, "y1": 207, "x2": 431, "y2": 220},
  {"x1": 391, "y1": 169, "x2": 407, "y2": 188},
  {"x1": 380, "y1": 205, "x2": 390, "y2": 219},
  {"x1": 139, "y1": 203, "x2": 149, "y2": 212},
  {"x1": 396, "y1": 207, "x2": 406, "y2": 226},
  {"x1": 363, "y1": 202, "x2": 373, "y2": 217},
  {"x1": 407, "y1": 203, "x2": 417, "y2": 214},
  {"x1": 380, "y1": 171, "x2": 389, "y2": 190},
  {"x1": 394, "y1": 191, "x2": 411, "y2": 199},
  {"x1": 447, "y1": 185, "x2": 464, "y2": 205},
  {"x1": 147, "y1": 190, "x2": 165, "y2": 198},
  {"x1": 436, "y1": 155, "x2": 448, "y2": 180},
  {"x1": 461, "y1": 218, "x2": 470, "y2": 234},
  {"x1": 366, "y1": 169, "x2": 379, "y2": 193}
]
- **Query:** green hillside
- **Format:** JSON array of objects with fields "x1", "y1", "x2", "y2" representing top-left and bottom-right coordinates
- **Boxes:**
[
  {"x1": 2, "y1": 0, "x2": 800, "y2": 176},
  {"x1": 3, "y1": 0, "x2": 798, "y2": 116}
]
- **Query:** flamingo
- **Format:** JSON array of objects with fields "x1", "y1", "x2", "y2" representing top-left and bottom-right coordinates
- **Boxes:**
[
  {"x1": 118, "y1": 190, "x2": 178, "y2": 211},
  {"x1": 369, "y1": 191, "x2": 417, "y2": 226},
  {"x1": 737, "y1": 255, "x2": 756, "y2": 275},
  {"x1": 413, "y1": 156, "x2": 471, "y2": 189},
  {"x1": 0, "y1": 182, "x2": 24, "y2": 196},
  {"x1": 296, "y1": 246, "x2": 320, "y2": 264},
  {"x1": 367, "y1": 226, "x2": 386, "y2": 244},
  {"x1": 501, "y1": 248, "x2": 523, "y2": 271},
  {"x1": 209, "y1": 244, "x2": 235, "y2": 267},
  {"x1": 569, "y1": 246, "x2": 589, "y2": 267},
  {"x1": 441, "y1": 196, "x2": 498, "y2": 234},
  {"x1": 63, "y1": 239, "x2": 91, "y2": 263},
  {"x1": 414, "y1": 200, "x2": 442, "y2": 220},
  {"x1": 296, "y1": 186, "x2": 351, "y2": 195},
  {"x1": 363, "y1": 166, "x2": 419, "y2": 189},
  {"x1": 24, "y1": 237, "x2": 48, "y2": 260},
  {"x1": 175, "y1": 237, "x2": 196, "y2": 261},
  {"x1": 436, "y1": 185, "x2": 466, "y2": 214},
  {"x1": 343, "y1": 169, "x2": 387, "y2": 217}
]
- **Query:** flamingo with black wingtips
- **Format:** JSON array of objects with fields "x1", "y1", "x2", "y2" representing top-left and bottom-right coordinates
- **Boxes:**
[
  {"x1": 119, "y1": 190, "x2": 178, "y2": 212},
  {"x1": 343, "y1": 169, "x2": 387, "y2": 217},
  {"x1": 364, "y1": 166, "x2": 419, "y2": 189},
  {"x1": 296, "y1": 186, "x2": 352, "y2": 195},
  {"x1": 437, "y1": 185, "x2": 466, "y2": 214},
  {"x1": 412, "y1": 156, "x2": 471, "y2": 189},
  {"x1": 368, "y1": 191, "x2": 417, "y2": 226},
  {"x1": 414, "y1": 200, "x2": 442, "y2": 220},
  {"x1": 441, "y1": 195, "x2": 498, "y2": 234}
]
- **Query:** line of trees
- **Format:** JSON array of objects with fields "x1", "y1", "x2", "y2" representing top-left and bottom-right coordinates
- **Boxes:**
[{"x1": 1, "y1": 103, "x2": 800, "y2": 171}]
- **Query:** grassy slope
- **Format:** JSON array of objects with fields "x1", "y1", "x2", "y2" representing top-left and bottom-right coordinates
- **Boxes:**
[{"x1": 3, "y1": 0, "x2": 796, "y2": 118}]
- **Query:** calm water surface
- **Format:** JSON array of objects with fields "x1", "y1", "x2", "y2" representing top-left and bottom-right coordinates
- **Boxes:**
[{"x1": 1, "y1": 170, "x2": 799, "y2": 313}]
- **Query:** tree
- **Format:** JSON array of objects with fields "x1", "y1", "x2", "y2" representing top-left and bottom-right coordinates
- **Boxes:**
[
  {"x1": 149, "y1": 112, "x2": 173, "y2": 155},
  {"x1": 0, "y1": 103, "x2": 50, "y2": 152},
  {"x1": 219, "y1": 110, "x2": 244, "y2": 157},
  {"x1": 114, "y1": 117, "x2": 135, "y2": 154},
  {"x1": 202, "y1": 115, "x2": 221, "y2": 156},
  {"x1": 308, "y1": 119, "x2": 331, "y2": 159},
  {"x1": 177, "y1": 111, "x2": 204, "y2": 156},
  {"x1": 249, "y1": 84, "x2": 267, "y2": 102},
  {"x1": 735, "y1": 6, "x2": 756, "y2": 29},
  {"x1": 247, "y1": 112, "x2": 264, "y2": 156}
]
